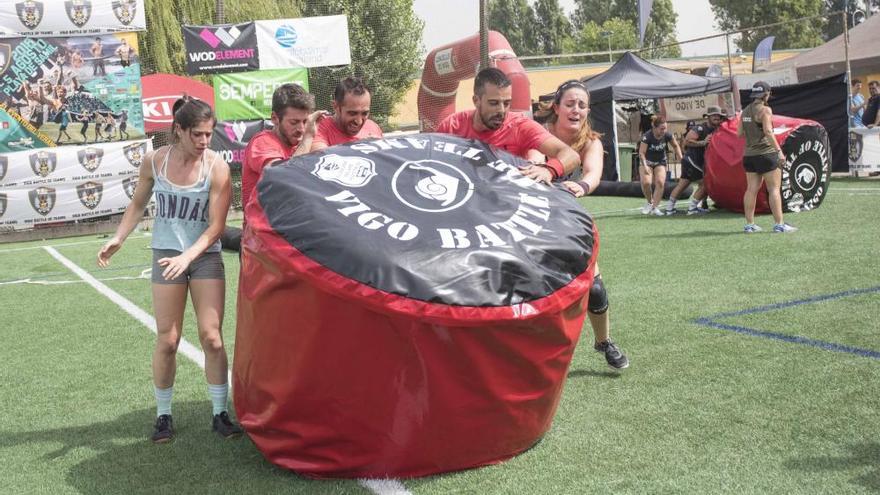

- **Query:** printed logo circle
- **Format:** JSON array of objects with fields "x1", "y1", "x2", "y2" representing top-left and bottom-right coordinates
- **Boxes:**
[
  {"x1": 391, "y1": 160, "x2": 474, "y2": 213},
  {"x1": 275, "y1": 25, "x2": 298, "y2": 48}
]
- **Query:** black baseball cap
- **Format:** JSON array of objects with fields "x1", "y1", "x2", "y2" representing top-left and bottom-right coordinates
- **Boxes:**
[{"x1": 749, "y1": 81, "x2": 771, "y2": 99}]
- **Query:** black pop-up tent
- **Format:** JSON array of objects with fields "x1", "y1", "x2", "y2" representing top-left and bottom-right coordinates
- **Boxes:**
[{"x1": 574, "y1": 52, "x2": 732, "y2": 180}]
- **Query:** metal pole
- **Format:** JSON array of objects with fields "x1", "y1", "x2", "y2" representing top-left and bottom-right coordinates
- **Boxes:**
[
  {"x1": 844, "y1": 9, "x2": 853, "y2": 130},
  {"x1": 726, "y1": 33, "x2": 741, "y2": 112},
  {"x1": 215, "y1": 0, "x2": 225, "y2": 24},
  {"x1": 479, "y1": 0, "x2": 489, "y2": 70},
  {"x1": 608, "y1": 37, "x2": 612, "y2": 63}
]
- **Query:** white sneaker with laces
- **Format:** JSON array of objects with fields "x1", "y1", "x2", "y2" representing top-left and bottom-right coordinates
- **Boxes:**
[
  {"x1": 640, "y1": 203, "x2": 653, "y2": 214},
  {"x1": 651, "y1": 207, "x2": 665, "y2": 216}
]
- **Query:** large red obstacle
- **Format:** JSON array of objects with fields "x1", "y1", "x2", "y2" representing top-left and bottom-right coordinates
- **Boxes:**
[
  {"x1": 234, "y1": 134, "x2": 596, "y2": 478},
  {"x1": 705, "y1": 114, "x2": 831, "y2": 213}
]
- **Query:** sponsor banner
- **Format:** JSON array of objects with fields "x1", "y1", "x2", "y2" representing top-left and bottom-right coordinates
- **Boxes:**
[
  {"x1": 0, "y1": 0, "x2": 146, "y2": 37},
  {"x1": 255, "y1": 15, "x2": 350, "y2": 69},
  {"x1": 0, "y1": 32, "x2": 145, "y2": 152},
  {"x1": 213, "y1": 68, "x2": 308, "y2": 120},
  {"x1": 849, "y1": 127, "x2": 880, "y2": 174},
  {"x1": 183, "y1": 21, "x2": 259, "y2": 75},
  {"x1": 659, "y1": 93, "x2": 733, "y2": 122},
  {"x1": 141, "y1": 73, "x2": 214, "y2": 133},
  {"x1": 0, "y1": 138, "x2": 149, "y2": 227},
  {"x1": 734, "y1": 68, "x2": 798, "y2": 92},
  {"x1": 210, "y1": 119, "x2": 268, "y2": 171}
]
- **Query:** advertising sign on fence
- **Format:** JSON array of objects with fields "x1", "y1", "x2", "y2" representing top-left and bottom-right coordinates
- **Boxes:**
[
  {"x1": 0, "y1": 139, "x2": 150, "y2": 228},
  {"x1": 213, "y1": 68, "x2": 308, "y2": 120},
  {"x1": 183, "y1": 21, "x2": 260, "y2": 75},
  {"x1": 0, "y1": 0, "x2": 146, "y2": 37},
  {"x1": 141, "y1": 73, "x2": 215, "y2": 133},
  {"x1": 254, "y1": 15, "x2": 351, "y2": 69},
  {"x1": 0, "y1": 32, "x2": 145, "y2": 152}
]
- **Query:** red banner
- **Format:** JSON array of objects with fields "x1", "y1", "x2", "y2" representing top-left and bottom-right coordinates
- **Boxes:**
[{"x1": 140, "y1": 73, "x2": 214, "y2": 133}]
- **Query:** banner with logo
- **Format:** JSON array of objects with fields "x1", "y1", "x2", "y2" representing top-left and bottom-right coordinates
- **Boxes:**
[
  {"x1": 0, "y1": 32, "x2": 145, "y2": 152},
  {"x1": 0, "y1": 138, "x2": 149, "y2": 227},
  {"x1": 659, "y1": 93, "x2": 733, "y2": 122},
  {"x1": 141, "y1": 73, "x2": 215, "y2": 133},
  {"x1": 213, "y1": 68, "x2": 308, "y2": 120},
  {"x1": 0, "y1": 0, "x2": 146, "y2": 37},
  {"x1": 183, "y1": 21, "x2": 259, "y2": 75},
  {"x1": 255, "y1": 15, "x2": 350, "y2": 70},
  {"x1": 211, "y1": 119, "x2": 268, "y2": 171},
  {"x1": 849, "y1": 127, "x2": 880, "y2": 175}
]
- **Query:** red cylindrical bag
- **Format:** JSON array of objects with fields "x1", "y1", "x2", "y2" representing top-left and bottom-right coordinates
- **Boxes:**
[
  {"x1": 705, "y1": 114, "x2": 831, "y2": 213},
  {"x1": 235, "y1": 133, "x2": 598, "y2": 478}
]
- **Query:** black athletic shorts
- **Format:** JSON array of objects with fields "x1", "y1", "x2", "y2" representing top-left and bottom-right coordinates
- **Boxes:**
[
  {"x1": 681, "y1": 156, "x2": 704, "y2": 181},
  {"x1": 743, "y1": 153, "x2": 780, "y2": 174}
]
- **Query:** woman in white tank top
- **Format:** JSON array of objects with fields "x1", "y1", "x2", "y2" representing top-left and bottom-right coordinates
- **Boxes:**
[{"x1": 97, "y1": 97, "x2": 240, "y2": 443}]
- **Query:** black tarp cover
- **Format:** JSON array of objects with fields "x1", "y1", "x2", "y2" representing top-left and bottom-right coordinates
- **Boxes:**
[
  {"x1": 738, "y1": 73, "x2": 848, "y2": 173},
  {"x1": 573, "y1": 53, "x2": 732, "y2": 180}
]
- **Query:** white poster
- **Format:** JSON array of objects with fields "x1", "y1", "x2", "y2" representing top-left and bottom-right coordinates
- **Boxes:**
[
  {"x1": 849, "y1": 127, "x2": 880, "y2": 175},
  {"x1": 734, "y1": 68, "x2": 799, "y2": 92},
  {"x1": 255, "y1": 15, "x2": 351, "y2": 69},
  {"x1": 0, "y1": 138, "x2": 150, "y2": 228},
  {"x1": 0, "y1": 0, "x2": 146, "y2": 37},
  {"x1": 659, "y1": 93, "x2": 734, "y2": 122}
]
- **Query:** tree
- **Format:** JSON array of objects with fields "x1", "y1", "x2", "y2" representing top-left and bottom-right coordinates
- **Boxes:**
[
  {"x1": 823, "y1": 0, "x2": 860, "y2": 40},
  {"x1": 709, "y1": 0, "x2": 826, "y2": 51},
  {"x1": 533, "y1": 0, "x2": 573, "y2": 55},
  {"x1": 139, "y1": 0, "x2": 302, "y2": 75},
  {"x1": 570, "y1": 0, "x2": 680, "y2": 57},
  {"x1": 488, "y1": 0, "x2": 540, "y2": 56},
  {"x1": 570, "y1": 18, "x2": 638, "y2": 63},
  {"x1": 298, "y1": 0, "x2": 423, "y2": 129}
]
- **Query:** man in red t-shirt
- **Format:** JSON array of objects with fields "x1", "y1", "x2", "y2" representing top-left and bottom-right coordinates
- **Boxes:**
[
  {"x1": 310, "y1": 76, "x2": 383, "y2": 151},
  {"x1": 242, "y1": 83, "x2": 326, "y2": 223},
  {"x1": 436, "y1": 67, "x2": 580, "y2": 183}
]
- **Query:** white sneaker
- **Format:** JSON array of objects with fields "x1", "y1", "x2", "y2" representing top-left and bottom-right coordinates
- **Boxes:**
[
  {"x1": 773, "y1": 223, "x2": 798, "y2": 233},
  {"x1": 640, "y1": 203, "x2": 653, "y2": 214},
  {"x1": 651, "y1": 207, "x2": 665, "y2": 216}
]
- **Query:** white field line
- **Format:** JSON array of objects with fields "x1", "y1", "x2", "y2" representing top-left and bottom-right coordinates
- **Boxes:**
[
  {"x1": 43, "y1": 246, "x2": 205, "y2": 369},
  {"x1": 43, "y1": 245, "x2": 412, "y2": 495},
  {"x1": 0, "y1": 269, "x2": 151, "y2": 286},
  {"x1": 358, "y1": 479, "x2": 413, "y2": 495},
  {"x1": 0, "y1": 234, "x2": 151, "y2": 254}
]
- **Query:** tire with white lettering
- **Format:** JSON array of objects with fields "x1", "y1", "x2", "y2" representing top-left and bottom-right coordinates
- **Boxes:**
[{"x1": 780, "y1": 124, "x2": 831, "y2": 212}]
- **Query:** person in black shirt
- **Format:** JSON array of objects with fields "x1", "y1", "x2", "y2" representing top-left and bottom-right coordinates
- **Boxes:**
[
  {"x1": 665, "y1": 106, "x2": 726, "y2": 215},
  {"x1": 638, "y1": 115, "x2": 682, "y2": 215},
  {"x1": 862, "y1": 81, "x2": 880, "y2": 129}
]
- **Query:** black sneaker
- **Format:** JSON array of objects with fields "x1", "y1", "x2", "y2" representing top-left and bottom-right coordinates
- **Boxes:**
[
  {"x1": 594, "y1": 340, "x2": 630, "y2": 370},
  {"x1": 151, "y1": 414, "x2": 174, "y2": 443},
  {"x1": 212, "y1": 411, "x2": 243, "y2": 439}
]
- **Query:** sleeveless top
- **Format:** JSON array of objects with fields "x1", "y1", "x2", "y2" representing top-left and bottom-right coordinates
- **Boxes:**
[
  {"x1": 741, "y1": 101, "x2": 778, "y2": 157},
  {"x1": 150, "y1": 146, "x2": 221, "y2": 253}
]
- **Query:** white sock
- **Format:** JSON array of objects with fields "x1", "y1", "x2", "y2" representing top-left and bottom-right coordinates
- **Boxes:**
[
  {"x1": 208, "y1": 383, "x2": 229, "y2": 416},
  {"x1": 154, "y1": 386, "x2": 173, "y2": 417}
]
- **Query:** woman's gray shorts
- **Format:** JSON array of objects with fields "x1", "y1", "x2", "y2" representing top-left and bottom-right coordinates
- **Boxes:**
[{"x1": 151, "y1": 249, "x2": 225, "y2": 284}]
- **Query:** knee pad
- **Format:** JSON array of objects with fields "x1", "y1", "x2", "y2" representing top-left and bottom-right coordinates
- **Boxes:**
[{"x1": 588, "y1": 275, "x2": 609, "y2": 314}]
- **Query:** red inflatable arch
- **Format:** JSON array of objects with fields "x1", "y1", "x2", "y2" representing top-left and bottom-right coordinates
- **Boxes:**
[
  {"x1": 705, "y1": 114, "x2": 831, "y2": 213},
  {"x1": 418, "y1": 31, "x2": 530, "y2": 131}
]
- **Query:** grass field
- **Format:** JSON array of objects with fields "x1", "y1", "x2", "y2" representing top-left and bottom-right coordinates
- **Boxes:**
[{"x1": 1, "y1": 178, "x2": 878, "y2": 494}]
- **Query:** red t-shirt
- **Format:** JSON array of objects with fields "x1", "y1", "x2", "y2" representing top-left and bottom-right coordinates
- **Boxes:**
[
  {"x1": 241, "y1": 130, "x2": 295, "y2": 222},
  {"x1": 436, "y1": 110, "x2": 553, "y2": 159},
  {"x1": 313, "y1": 117, "x2": 383, "y2": 148}
]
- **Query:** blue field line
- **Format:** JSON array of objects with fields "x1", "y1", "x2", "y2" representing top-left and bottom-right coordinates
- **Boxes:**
[{"x1": 693, "y1": 286, "x2": 880, "y2": 360}]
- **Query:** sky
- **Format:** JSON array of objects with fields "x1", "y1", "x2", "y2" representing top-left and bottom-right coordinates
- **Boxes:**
[{"x1": 412, "y1": 0, "x2": 729, "y2": 58}]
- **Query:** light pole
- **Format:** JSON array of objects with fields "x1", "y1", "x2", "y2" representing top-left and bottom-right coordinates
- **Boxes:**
[{"x1": 601, "y1": 30, "x2": 612, "y2": 63}]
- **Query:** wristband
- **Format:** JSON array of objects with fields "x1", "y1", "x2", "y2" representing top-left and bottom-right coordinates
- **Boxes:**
[
  {"x1": 576, "y1": 181, "x2": 591, "y2": 195},
  {"x1": 544, "y1": 158, "x2": 564, "y2": 179}
]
